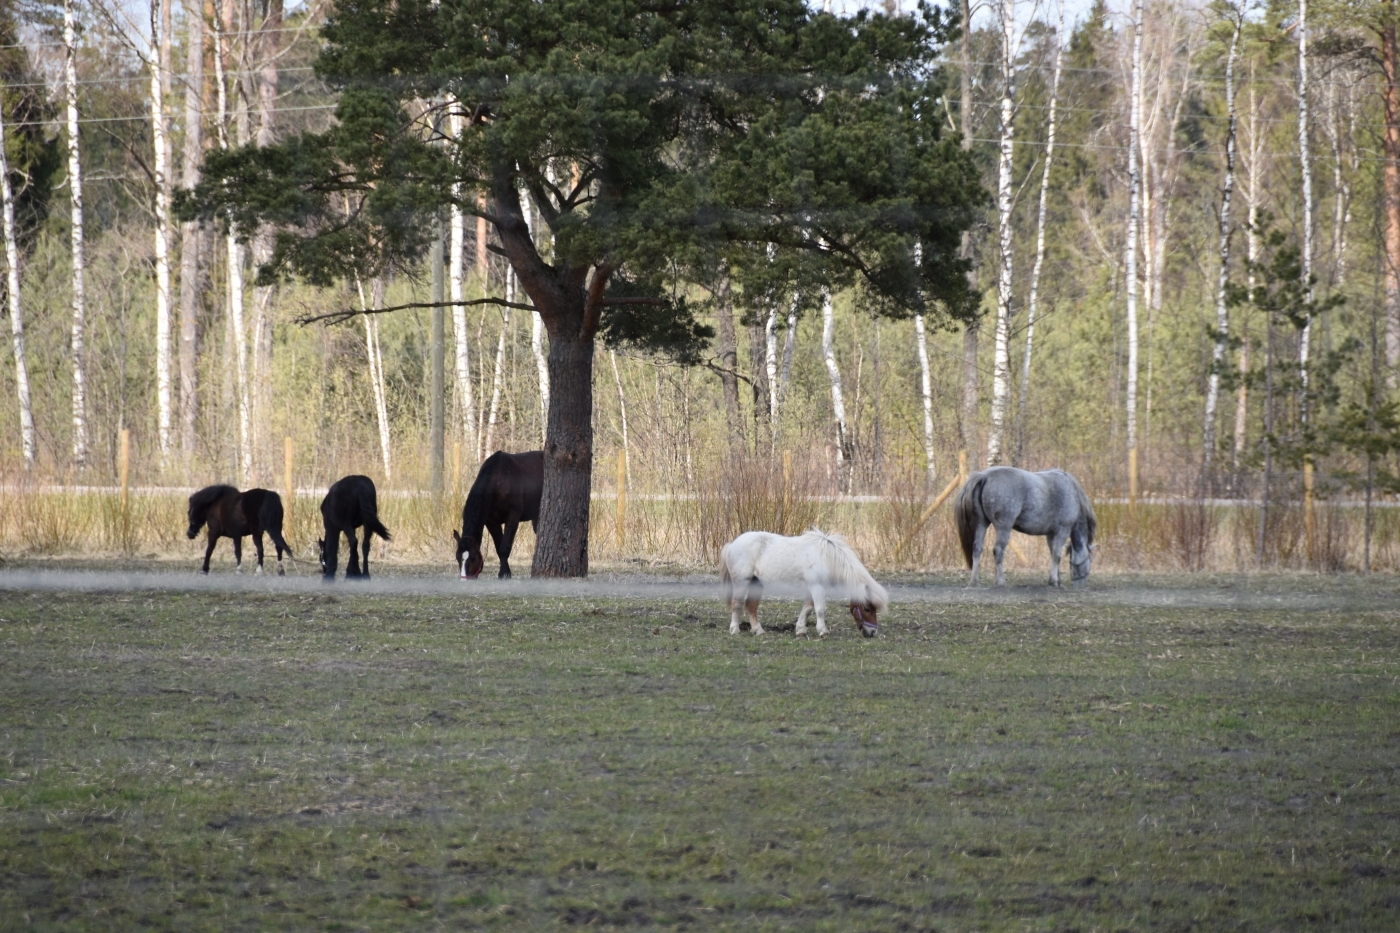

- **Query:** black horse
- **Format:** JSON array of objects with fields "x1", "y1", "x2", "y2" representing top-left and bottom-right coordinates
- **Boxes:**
[
  {"x1": 454, "y1": 450, "x2": 543, "y2": 578},
  {"x1": 187, "y1": 485, "x2": 293, "y2": 574},
  {"x1": 318, "y1": 475, "x2": 392, "y2": 580}
]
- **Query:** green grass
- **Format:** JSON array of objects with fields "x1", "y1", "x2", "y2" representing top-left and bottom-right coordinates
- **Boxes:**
[{"x1": 1, "y1": 569, "x2": 1399, "y2": 930}]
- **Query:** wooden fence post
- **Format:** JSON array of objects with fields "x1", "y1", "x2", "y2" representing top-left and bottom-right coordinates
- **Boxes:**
[
  {"x1": 453, "y1": 441, "x2": 462, "y2": 498},
  {"x1": 616, "y1": 449, "x2": 627, "y2": 552},
  {"x1": 1304, "y1": 459, "x2": 1315, "y2": 563},
  {"x1": 119, "y1": 428, "x2": 130, "y2": 549},
  {"x1": 284, "y1": 436, "x2": 294, "y2": 524},
  {"x1": 958, "y1": 448, "x2": 968, "y2": 484}
]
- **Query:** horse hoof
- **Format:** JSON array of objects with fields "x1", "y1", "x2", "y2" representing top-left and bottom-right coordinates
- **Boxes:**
[
  {"x1": 277, "y1": 565, "x2": 285, "y2": 577},
  {"x1": 255, "y1": 565, "x2": 263, "y2": 575},
  {"x1": 235, "y1": 566, "x2": 244, "y2": 575}
]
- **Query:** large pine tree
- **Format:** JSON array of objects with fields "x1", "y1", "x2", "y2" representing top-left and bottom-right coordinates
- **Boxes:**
[{"x1": 183, "y1": 0, "x2": 984, "y2": 576}]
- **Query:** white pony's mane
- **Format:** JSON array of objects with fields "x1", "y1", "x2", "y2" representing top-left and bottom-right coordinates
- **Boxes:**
[{"x1": 799, "y1": 529, "x2": 889, "y2": 611}]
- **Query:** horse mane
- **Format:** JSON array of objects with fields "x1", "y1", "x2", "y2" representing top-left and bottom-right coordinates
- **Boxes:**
[
  {"x1": 800, "y1": 529, "x2": 888, "y2": 611},
  {"x1": 189, "y1": 484, "x2": 237, "y2": 521},
  {"x1": 462, "y1": 452, "x2": 506, "y2": 541}
]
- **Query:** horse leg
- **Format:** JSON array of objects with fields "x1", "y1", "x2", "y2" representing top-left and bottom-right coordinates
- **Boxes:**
[
  {"x1": 794, "y1": 599, "x2": 814, "y2": 636},
  {"x1": 1046, "y1": 530, "x2": 1068, "y2": 587},
  {"x1": 728, "y1": 578, "x2": 745, "y2": 634},
  {"x1": 485, "y1": 524, "x2": 508, "y2": 578},
  {"x1": 233, "y1": 536, "x2": 244, "y2": 574},
  {"x1": 361, "y1": 528, "x2": 372, "y2": 579},
  {"x1": 498, "y1": 521, "x2": 522, "y2": 579},
  {"x1": 810, "y1": 585, "x2": 829, "y2": 637},
  {"x1": 202, "y1": 533, "x2": 217, "y2": 574},
  {"x1": 253, "y1": 532, "x2": 266, "y2": 574},
  {"x1": 744, "y1": 578, "x2": 764, "y2": 635},
  {"x1": 345, "y1": 530, "x2": 361, "y2": 578},
  {"x1": 969, "y1": 521, "x2": 988, "y2": 586},
  {"x1": 992, "y1": 525, "x2": 1012, "y2": 587}
]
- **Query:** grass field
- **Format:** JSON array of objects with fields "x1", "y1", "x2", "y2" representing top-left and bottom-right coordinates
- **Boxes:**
[{"x1": 1, "y1": 565, "x2": 1398, "y2": 931}]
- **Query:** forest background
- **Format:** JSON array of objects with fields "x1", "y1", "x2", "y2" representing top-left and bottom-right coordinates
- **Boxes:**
[{"x1": 2, "y1": 0, "x2": 1399, "y2": 573}]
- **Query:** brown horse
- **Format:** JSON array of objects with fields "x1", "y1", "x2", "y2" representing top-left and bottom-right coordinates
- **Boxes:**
[
  {"x1": 454, "y1": 450, "x2": 543, "y2": 578},
  {"x1": 187, "y1": 485, "x2": 293, "y2": 574}
]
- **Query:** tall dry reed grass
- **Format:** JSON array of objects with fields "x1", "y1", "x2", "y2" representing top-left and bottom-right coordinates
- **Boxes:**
[{"x1": 4, "y1": 462, "x2": 1400, "y2": 574}]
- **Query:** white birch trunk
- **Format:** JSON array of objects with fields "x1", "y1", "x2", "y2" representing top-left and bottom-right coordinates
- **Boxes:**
[
  {"x1": 213, "y1": 11, "x2": 250, "y2": 483},
  {"x1": 65, "y1": 0, "x2": 88, "y2": 469},
  {"x1": 178, "y1": 0, "x2": 204, "y2": 456},
  {"x1": 1298, "y1": 0, "x2": 1314, "y2": 392},
  {"x1": 357, "y1": 276, "x2": 392, "y2": 480},
  {"x1": 820, "y1": 290, "x2": 851, "y2": 464},
  {"x1": 1125, "y1": 0, "x2": 1144, "y2": 481},
  {"x1": 1203, "y1": 13, "x2": 1241, "y2": 475},
  {"x1": 484, "y1": 277, "x2": 512, "y2": 456},
  {"x1": 914, "y1": 312, "x2": 936, "y2": 486},
  {"x1": 1235, "y1": 71, "x2": 1262, "y2": 471},
  {"x1": 0, "y1": 93, "x2": 34, "y2": 467},
  {"x1": 1017, "y1": 5, "x2": 1064, "y2": 468},
  {"x1": 151, "y1": 0, "x2": 175, "y2": 461},
  {"x1": 447, "y1": 102, "x2": 475, "y2": 453},
  {"x1": 987, "y1": 0, "x2": 1020, "y2": 466},
  {"x1": 523, "y1": 196, "x2": 549, "y2": 441},
  {"x1": 609, "y1": 349, "x2": 631, "y2": 488}
]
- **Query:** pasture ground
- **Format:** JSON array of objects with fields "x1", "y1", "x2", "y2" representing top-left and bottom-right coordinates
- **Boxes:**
[{"x1": 1, "y1": 564, "x2": 1398, "y2": 931}]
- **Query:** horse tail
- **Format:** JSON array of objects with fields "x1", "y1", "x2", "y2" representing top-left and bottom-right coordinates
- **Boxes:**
[
  {"x1": 358, "y1": 480, "x2": 392, "y2": 541},
  {"x1": 954, "y1": 472, "x2": 985, "y2": 569},
  {"x1": 1072, "y1": 477, "x2": 1096, "y2": 547},
  {"x1": 718, "y1": 541, "x2": 733, "y2": 607},
  {"x1": 259, "y1": 492, "x2": 293, "y2": 557}
]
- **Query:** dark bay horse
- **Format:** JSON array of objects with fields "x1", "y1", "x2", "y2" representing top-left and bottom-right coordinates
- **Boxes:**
[
  {"x1": 187, "y1": 485, "x2": 293, "y2": 574},
  {"x1": 454, "y1": 450, "x2": 543, "y2": 578},
  {"x1": 318, "y1": 475, "x2": 391, "y2": 580},
  {"x1": 955, "y1": 467, "x2": 1096, "y2": 587}
]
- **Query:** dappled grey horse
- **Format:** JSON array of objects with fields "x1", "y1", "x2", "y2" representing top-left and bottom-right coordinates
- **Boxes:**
[{"x1": 954, "y1": 467, "x2": 1096, "y2": 587}]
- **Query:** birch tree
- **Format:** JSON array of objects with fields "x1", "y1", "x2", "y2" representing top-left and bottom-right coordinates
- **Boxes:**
[
  {"x1": 178, "y1": 0, "x2": 204, "y2": 455},
  {"x1": 1298, "y1": 0, "x2": 1315, "y2": 392},
  {"x1": 213, "y1": 4, "x2": 250, "y2": 481},
  {"x1": 249, "y1": 0, "x2": 282, "y2": 481},
  {"x1": 1234, "y1": 66, "x2": 1264, "y2": 471},
  {"x1": 0, "y1": 92, "x2": 34, "y2": 468},
  {"x1": 1125, "y1": 0, "x2": 1144, "y2": 501},
  {"x1": 357, "y1": 276, "x2": 392, "y2": 478},
  {"x1": 64, "y1": 0, "x2": 88, "y2": 469},
  {"x1": 447, "y1": 101, "x2": 475, "y2": 452},
  {"x1": 821, "y1": 289, "x2": 853, "y2": 476},
  {"x1": 1202, "y1": 7, "x2": 1241, "y2": 479},
  {"x1": 986, "y1": 0, "x2": 1024, "y2": 465},
  {"x1": 151, "y1": 0, "x2": 175, "y2": 461},
  {"x1": 1016, "y1": 4, "x2": 1064, "y2": 467}
]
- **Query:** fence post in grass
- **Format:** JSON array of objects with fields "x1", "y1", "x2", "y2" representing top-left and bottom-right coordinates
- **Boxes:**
[
  {"x1": 1304, "y1": 459, "x2": 1315, "y2": 564},
  {"x1": 958, "y1": 448, "x2": 967, "y2": 484},
  {"x1": 119, "y1": 428, "x2": 130, "y2": 550},
  {"x1": 782, "y1": 449, "x2": 792, "y2": 532},
  {"x1": 616, "y1": 448, "x2": 627, "y2": 553},
  {"x1": 284, "y1": 436, "x2": 294, "y2": 527}
]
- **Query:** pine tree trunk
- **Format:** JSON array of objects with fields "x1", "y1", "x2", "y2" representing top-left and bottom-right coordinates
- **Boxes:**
[
  {"x1": 1017, "y1": 7, "x2": 1063, "y2": 469},
  {"x1": 987, "y1": 0, "x2": 1019, "y2": 466},
  {"x1": 65, "y1": 0, "x2": 89, "y2": 470},
  {"x1": 178, "y1": 0, "x2": 204, "y2": 458},
  {"x1": 533, "y1": 327, "x2": 594, "y2": 576},
  {"x1": 152, "y1": 0, "x2": 175, "y2": 462},
  {"x1": 1202, "y1": 13, "x2": 1240, "y2": 482},
  {"x1": 0, "y1": 93, "x2": 34, "y2": 467}
]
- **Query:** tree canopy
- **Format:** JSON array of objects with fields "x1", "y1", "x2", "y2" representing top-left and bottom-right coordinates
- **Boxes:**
[{"x1": 182, "y1": 0, "x2": 985, "y2": 575}]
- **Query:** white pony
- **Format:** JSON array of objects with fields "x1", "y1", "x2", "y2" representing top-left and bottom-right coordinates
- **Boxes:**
[{"x1": 719, "y1": 529, "x2": 888, "y2": 637}]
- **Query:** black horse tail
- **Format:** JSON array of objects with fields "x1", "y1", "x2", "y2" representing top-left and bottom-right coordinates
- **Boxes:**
[
  {"x1": 259, "y1": 492, "x2": 293, "y2": 557},
  {"x1": 358, "y1": 480, "x2": 392, "y2": 541},
  {"x1": 954, "y1": 472, "x2": 985, "y2": 569}
]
